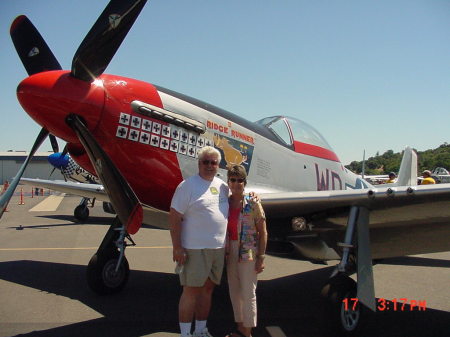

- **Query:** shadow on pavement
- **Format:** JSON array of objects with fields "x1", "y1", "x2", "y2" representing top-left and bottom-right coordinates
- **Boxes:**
[
  {"x1": 0, "y1": 260, "x2": 449, "y2": 337},
  {"x1": 378, "y1": 256, "x2": 450, "y2": 268}
]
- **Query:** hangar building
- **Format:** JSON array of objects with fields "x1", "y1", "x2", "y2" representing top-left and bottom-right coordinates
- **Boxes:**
[{"x1": 0, "y1": 151, "x2": 64, "y2": 185}]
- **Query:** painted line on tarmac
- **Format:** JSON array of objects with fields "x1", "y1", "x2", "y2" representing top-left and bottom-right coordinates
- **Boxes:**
[
  {"x1": 266, "y1": 326, "x2": 287, "y2": 337},
  {"x1": 29, "y1": 193, "x2": 66, "y2": 212},
  {"x1": 0, "y1": 246, "x2": 172, "y2": 251}
]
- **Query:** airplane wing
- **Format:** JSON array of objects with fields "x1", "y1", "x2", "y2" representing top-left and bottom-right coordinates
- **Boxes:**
[
  {"x1": 21, "y1": 177, "x2": 170, "y2": 229},
  {"x1": 360, "y1": 175, "x2": 389, "y2": 185},
  {"x1": 22, "y1": 176, "x2": 450, "y2": 232},
  {"x1": 260, "y1": 183, "x2": 450, "y2": 217},
  {"x1": 21, "y1": 178, "x2": 109, "y2": 202},
  {"x1": 259, "y1": 183, "x2": 450, "y2": 260},
  {"x1": 359, "y1": 174, "x2": 388, "y2": 180}
]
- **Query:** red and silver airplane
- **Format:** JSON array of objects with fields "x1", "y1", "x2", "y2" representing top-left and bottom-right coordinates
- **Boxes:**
[
  {"x1": 1, "y1": 0, "x2": 449, "y2": 334},
  {"x1": 42, "y1": 152, "x2": 110, "y2": 221}
]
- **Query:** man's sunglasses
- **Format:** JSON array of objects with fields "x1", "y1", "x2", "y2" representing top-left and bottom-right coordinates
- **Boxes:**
[
  {"x1": 229, "y1": 178, "x2": 245, "y2": 183},
  {"x1": 201, "y1": 160, "x2": 218, "y2": 166}
]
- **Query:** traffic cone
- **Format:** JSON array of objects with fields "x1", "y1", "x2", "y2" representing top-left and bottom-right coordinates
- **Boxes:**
[
  {"x1": 1, "y1": 181, "x2": 9, "y2": 195},
  {"x1": 2, "y1": 181, "x2": 11, "y2": 211},
  {"x1": 19, "y1": 188, "x2": 25, "y2": 205}
]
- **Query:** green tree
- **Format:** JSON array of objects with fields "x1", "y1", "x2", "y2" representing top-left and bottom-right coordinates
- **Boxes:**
[{"x1": 345, "y1": 143, "x2": 450, "y2": 175}]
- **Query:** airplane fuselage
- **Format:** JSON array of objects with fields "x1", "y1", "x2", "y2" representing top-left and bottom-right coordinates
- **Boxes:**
[{"x1": 17, "y1": 71, "x2": 365, "y2": 214}]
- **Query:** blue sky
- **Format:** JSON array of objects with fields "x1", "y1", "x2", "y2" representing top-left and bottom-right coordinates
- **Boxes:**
[{"x1": 1, "y1": 0, "x2": 449, "y2": 165}]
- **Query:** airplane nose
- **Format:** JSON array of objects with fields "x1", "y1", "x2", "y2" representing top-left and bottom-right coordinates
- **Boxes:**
[
  {"x1": 17, "y1": 70, "x2": 105, "y2": 144},
  {"x1": 48, "y1": 152, "x2": 69, "y2": 168}
]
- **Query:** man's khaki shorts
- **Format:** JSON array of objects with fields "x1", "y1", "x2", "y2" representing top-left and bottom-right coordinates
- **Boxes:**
[{"x1": 179, "y1": 248, "x2": 225, "y2": 287}]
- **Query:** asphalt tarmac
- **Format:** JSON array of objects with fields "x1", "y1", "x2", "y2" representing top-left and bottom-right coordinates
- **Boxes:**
[{"x1": 0, "y1": 188, "x2": 449, "y2": 337}]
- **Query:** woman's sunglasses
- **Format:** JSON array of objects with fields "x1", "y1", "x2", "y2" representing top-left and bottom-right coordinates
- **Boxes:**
[{"x1": 229, "y1": 178, "x2": 245, "y2": 183}]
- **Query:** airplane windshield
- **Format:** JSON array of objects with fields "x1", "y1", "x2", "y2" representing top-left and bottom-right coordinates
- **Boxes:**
[
  {"x1": 285, "y1": 117, "x2": 333, "y2": 150},
  {"x1": 255, "y1": 116, "x2": 292, "y2": 146},
  {"x1": 256, "y1": 116, "x2": 333, "y2": 150}
]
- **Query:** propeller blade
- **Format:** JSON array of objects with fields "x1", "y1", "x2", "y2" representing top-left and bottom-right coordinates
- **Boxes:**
[
  {"x1": 66, "y1": 114, "x2": 143, "y2": 234},
  {"x1": 6, "y1": 16, "x2": 60, "y2": 219},
  {"x1": 71, "y1": 0, "x2": 147, "y2": 82},
  {"x1": 49, "y1": 167, "x2": 57, "y2": 178},
  {"x1": 49, "y1": 134, "x2": 60, "y2": 153},
  {"x1": 10, "y1": 15, "x2": 61, "y2": 75},
  {"x1": 10, "y1": 16, "x2": 62, "y2": 181},
  {"x1": 60, "y1": 147, "x2": 69, "y2": 182},
  {"x1": 61, "y1": 144, "x2": 68, "y2": 157},
  {"x1": 0, "y1": 128, "x2": 49, "y2": 220}
]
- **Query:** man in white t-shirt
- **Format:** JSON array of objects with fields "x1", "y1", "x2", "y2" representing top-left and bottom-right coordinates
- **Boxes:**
[{"x1": 170, "y1": 146, "x2": 229, "y2": 337}]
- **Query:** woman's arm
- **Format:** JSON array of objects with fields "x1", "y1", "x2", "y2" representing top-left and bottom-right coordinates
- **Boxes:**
[{"x1": 255, "y1": 207, "x2": 267, "y2": 273}]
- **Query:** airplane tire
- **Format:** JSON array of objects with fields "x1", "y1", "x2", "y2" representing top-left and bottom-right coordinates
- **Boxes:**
[
  {"x1": 74, "y1": 205, "x2": 89, "y2": 221},
  {"x1": 320, "y1": 274, "x2": 366, "y2": 336},
  {"x1": 86, "y1": 251, "x2": 129, "y2": 295}
]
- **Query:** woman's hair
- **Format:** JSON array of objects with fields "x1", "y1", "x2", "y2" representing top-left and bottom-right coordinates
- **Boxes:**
[
  {"x1": 227, "y1": 165, "x2": 247, "y2": 185},
  {"x1": 197, "y1": 146, "x2": 221, "y2": 162}
]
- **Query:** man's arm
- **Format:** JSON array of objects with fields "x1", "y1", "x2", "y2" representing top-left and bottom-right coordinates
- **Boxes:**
[{"x1": 169, "y1": 207, "x2": 187, "y2": 264}]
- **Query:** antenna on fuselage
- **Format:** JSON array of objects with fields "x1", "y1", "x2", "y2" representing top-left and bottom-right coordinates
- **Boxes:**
[{"x1": 361, "y1": 150, "x2": 366, "y2": 180}]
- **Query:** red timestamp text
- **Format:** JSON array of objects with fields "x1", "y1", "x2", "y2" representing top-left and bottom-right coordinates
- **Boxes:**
[{"x1": 342, "y1": 298, "x2": 427, "y2": 311}]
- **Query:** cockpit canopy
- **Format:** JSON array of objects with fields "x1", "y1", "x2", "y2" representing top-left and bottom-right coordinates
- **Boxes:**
[{"x1": 256, "y1": 116, "x2": 339, "y2": 162}]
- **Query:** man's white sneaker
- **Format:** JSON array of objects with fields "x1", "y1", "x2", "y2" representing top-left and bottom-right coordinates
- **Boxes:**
[{"x1": 193, "y1": 328, "x2": 213, "y2": 337}]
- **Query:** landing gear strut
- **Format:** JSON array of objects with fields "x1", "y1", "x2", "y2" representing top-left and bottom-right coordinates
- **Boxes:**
[
  {"x1": 87, "y1": 216, "x2": 135, "y2": 294},
  {"x1": 321, "y1": 206, "x2": 374, "y2": 336}
]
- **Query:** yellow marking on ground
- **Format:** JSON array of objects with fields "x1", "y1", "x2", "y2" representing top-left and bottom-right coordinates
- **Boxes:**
[
  {"x1": 0, "y1": 246, "x2": 172, "y2": 252},
  {"x1": 266, "y1": 326, "x2": 287, "y2": 337},
  {"x1": 29, "y1": 193, "x2": 66, "y2": 212}
]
